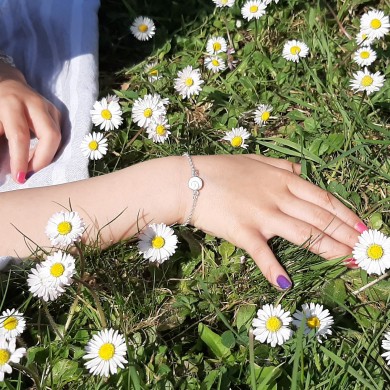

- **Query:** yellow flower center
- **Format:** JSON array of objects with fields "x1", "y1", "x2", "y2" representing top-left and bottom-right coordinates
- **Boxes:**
[
  {"x1": 185, "y1": 78, "x2": 194, "y2": 87},
  {"x1": 138, "y1": 24, "x2": 148, "y2": 33},
  {"x1": 367, "y1": 244, "x2": 384, "y2": 260},
  {"x1": 221, "y1": 0, "x2": 228, "y2": 3},
  {"x1": 156, "y1": 125, "x2": 166, "y2": 136},
  {"x1": 360, "y1": 51, "x2": 370, "y2": 59},
  {"x1": 0, "y1": 349, "x2": 10, "y2": 365},
  {"x1": 250, "y1": 5, "x2": 258, "y2": 13},
  {"x1": 152, "y1": 236, "x2": 165, "y2": 249},
  {"x1": 261, "y1": 111, "x2": 270, "y2": 121},
  {"x1": 370, "y1": 18, "x2": 381, "y2": 29},
  {"x1": 361, "y1": 75, "x2": 373, "y2": 87},
  {"x1": 149, "y1": 69, "x2": 158, "y2": 77},
  {"x1": 101, "y1": 109, "x2": 112, "y2": 120},
  {"x1": 50, "y1": 263, "x2": 65, "y2": 278},
  {"x1": 98, "y1": 343, "x2": 115, "y2": 360},
  {"x1": 144, "y1": 108, "x2": 153, "y2": 118},
  {"x1": 307, "y1": 316, "x2": 320, "y2": 329},
  {"x1": 88, "y1": 140, "x2": 99, "y2": 151},
  {"x1": 361, "y1": 33, "x2": 368, "y2": 40},
  {"x1": 265, "y1": 316, "x2": 282, "y2": 332},
  {"x1": 213, "y1": 42, "x2": 222, "y2": 51},
  {"x1": 211, "y1": 59, "x2": 220, "y2": 67},
  {"x1": 231, "y1": 136, "x2": 243, "y2": 147},
  {"x1": 290, "y1": 46, "x2": 301, "y2": 55},
  {"x1": 3, "y1": 316, "x2": 18, "y2": 331},
  {"x1": 57, "y1": 221, "x2": 72, "y2": 235}
]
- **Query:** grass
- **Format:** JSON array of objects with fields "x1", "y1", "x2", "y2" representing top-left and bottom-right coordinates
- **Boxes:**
[{"x1": 1, "y1": 0, "x2": 390, "y2": 388}]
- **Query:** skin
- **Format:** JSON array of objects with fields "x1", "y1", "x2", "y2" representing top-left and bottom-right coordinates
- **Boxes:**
[{"x1": 0, "y1": 64, "x2": 364, "y2": 289}]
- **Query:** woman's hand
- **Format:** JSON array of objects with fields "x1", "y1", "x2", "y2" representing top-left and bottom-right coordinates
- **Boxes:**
[
  {"x1": 0, "y1": 63, "x2": 61, "y2": 183},
  {"x1": 183, "y1": 154, "x2": 364, "y2": 289}
]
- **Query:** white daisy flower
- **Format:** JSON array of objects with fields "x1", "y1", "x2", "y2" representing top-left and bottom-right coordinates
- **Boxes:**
[
  {"x1": 254, "y1": 104, "x2": 273, "y2": 125},
  {"x1": 353, "y1": 46, "x2": 377, "y2": 67},
  {"x1": 352, "y1": 229, "x2": 390, "y2": 275},
  {"x1": 204, "y1": 55, "x2": 227, "y2": 73},
  {"x1": 83, "y1": 328, "x2": 128, "y2": 377},
  {"x1": 282, "y1": 40, "x2": 309, "y2": 62},
  {"x1": 45, "y1": 211, "x2": 85, "y2": 247},
  {"x1": 174, "y1": 66, "x2": 204, "y2": 99},
  {"x1": 130, "y1": 16, "x2": 156, "y2": 41},
  {"x1": 0, "y1": 339, "x2": 26, "y2": 382},
  {"x1": 212, "y1": 0, "x2": 235, "y2": 8},
  {"x1": 360, "y1": 9, "x2": 390, "y2": 40},
  {"x1": 132, "y1": 94, "x2": 167, "y2": 128},
  {"x1": 81, "y1": 132, "x2": 108, "y2": 160},
  {"x1": 91, "y1": 98, "x2": 123, "y2": 131},
  {"x1": 27, "y1": 263, "x2": 66, "y2": 301},
  {"x1": 355, "y1": 30, "x2": 376, "y2": 46},
  {"x1": 350, "y1": 68, "x2": 385, "y2": 95},
  {"x1": 222, "y1": 127, "x2": 251, "y2": 149},
  {"x1": 106, "y1": 94, "x2": 120, "y2": 104},
  {"x1": 252, "y1": 304, "x2": 293, "y2": 347},
  {"x1": 263, "y1": 0, "x2": 279, "y2": 4},
  {"x1": 40, "y1": 251, "x2": 76, "y2": 288},
  {"x1": 381, "y1": 331, "x2": 390, "y2": 365},
  {"x1": 241, "y1": 0, "x2": 267, "y2": 21},
  {"x1": 138, "y1": 223, "x2": 178, "y2": 264},
  {"x1": 145, "y1": 62, "x2": 162, "y2": 82},
  {"x1": 292, "y1": 303, "x2": 334, "y2": 342},
  {"x1": 146, "y1": 116, "x2": 171, "y2": 143},
  {"x1": 0, "y1": 309, "x2": 26, "y2": 340},
  {"x1": 206, "y1": 37, "x2": 228, "y2": 54}
]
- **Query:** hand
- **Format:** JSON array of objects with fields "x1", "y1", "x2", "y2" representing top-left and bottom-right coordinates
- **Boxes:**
[
  {"x1": 184, "y1": 154, "x2": 364, "y2": 289},
  {"x1": 0, "y1": 63, "x2": 61, "y2": 183}
]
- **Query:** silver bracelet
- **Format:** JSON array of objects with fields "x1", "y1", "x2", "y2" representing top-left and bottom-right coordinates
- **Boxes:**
[
  {"x1": 182, "y1": 153, "x2": 203, "y2": 226},
  {"x1": 0, "y1": 51, "x2": 15, "y2": 68}
]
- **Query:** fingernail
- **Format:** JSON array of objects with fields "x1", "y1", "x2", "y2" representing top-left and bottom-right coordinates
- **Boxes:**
[
  {"x1": 26, "y1": 171, "x2": 35, "y2": 180},
  {"x1": 344, "y1": 257, "x2": 359, "y2": 269},
  {"x1": 16, "y1": 172, "x2": 26, "y2": 184},
  {"x1": 276, "y1": 275, "x2": 292, "y2": 290},
  {"x1": 355, "y1": 222, "x2": 368, "y2": 234}
]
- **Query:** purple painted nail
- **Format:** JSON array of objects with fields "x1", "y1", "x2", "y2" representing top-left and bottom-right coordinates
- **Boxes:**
[{"x1": 276, "y1": 275, "x2": 292, "y2": 290}]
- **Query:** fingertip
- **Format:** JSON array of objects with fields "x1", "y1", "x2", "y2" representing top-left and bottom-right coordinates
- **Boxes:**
[
  {"x1": 355, "y1": 222, "x2": 368, "y2": 234},
  {"x1": 276, "y1": 274, "x2": 293, "y2": 290},
  {"x1": 15, "y1": 171, "x2": 26, "y2": 184}
]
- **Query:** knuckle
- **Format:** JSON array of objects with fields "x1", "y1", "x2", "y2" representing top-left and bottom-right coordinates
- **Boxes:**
[{"x1": 7, "y1": 128, "x2": 29, "y2": 143}]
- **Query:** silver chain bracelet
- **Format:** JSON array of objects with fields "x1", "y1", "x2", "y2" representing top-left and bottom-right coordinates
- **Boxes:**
[
  {"x1": 182, "y1": 153, "x2": 203, "y2": 226},
  {"x1": 0, "y1": 51, "x2": 15, "y2": 68}
]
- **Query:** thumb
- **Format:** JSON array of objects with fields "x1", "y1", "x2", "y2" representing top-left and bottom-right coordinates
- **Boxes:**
[{"x1": 238, "y1": 228, "x2": 292, "y2": 290}]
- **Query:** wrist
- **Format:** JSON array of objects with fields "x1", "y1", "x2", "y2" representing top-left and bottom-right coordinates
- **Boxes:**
[{"x1": 0, "y1": 62, "x2": 26, "y2": 84}]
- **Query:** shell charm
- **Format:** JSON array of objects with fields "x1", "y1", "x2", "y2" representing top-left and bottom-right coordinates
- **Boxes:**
[{"x1": 188, "y1": 176, "x2": 203, "y2": 191}]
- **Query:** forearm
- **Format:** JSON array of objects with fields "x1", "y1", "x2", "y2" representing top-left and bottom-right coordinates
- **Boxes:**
[{"x1": 0, "y1": 156, "x2": 188, "y2": 258}]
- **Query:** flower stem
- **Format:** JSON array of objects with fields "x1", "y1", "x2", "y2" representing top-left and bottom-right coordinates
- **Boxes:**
[
  {"x1": 12, "y1": 363, "x2": 42, "y2": 390},
  {"x1": 41, "y1": 301, "x2": 64, "y2": 340},
  {"x1": 249, "y1": 329, "x2": 257, "y2": 389}
]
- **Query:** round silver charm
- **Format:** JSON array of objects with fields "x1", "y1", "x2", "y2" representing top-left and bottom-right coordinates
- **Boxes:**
[{"x1": 188, "y1": 176, "x2": 203, "y2": 191}]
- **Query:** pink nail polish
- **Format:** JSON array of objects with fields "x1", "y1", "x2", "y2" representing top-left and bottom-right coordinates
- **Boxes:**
[
  {"x1": 355, "y1": 222, "x2": 368, "y2": 234},
  {"x1": 16, "y1": 172, "x2": 26, "y2": 184},
  {"x1": 344, "y1": 257, "x2": 359, "y2": 269}
]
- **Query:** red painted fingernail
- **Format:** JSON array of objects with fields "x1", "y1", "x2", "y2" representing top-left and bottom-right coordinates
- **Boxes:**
[
  {"x1": 344, "y1": 257, "x2": 359, "y2": 269},
  {"x1": 16, "y1": 172, "x2": 26, "y2": 184},
  {"x1": 355, "y1": 222, "x2": 368, "y2": 234}
]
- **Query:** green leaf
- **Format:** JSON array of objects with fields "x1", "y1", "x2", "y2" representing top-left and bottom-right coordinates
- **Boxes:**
[
  {"x1": 198, "y1": 323, "x2": 233, "y2": 361},
  {"x1": 49, "y1": 359, "x2": 82, "y2": 386},
  {"x1": 369, "y1": 212, "x2": 383, "y2": 230},
  {"x1": 218, "y1": 241, "x2": 235, "y2": 264},
  {"x1": 221, "y1": 330, "x2": 236, "y2": 349},
  {"x1": 235, "y1": 304, "x2": 256, "y2": 331},
  {"x1": 322, "y1": 279, "x2": 347, "y2": 307},
  {"x1": 250, "y1": 365, "x2": 282, "y2": 390}
]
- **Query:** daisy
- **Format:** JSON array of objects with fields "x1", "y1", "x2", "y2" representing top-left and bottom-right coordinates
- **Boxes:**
[
  {"x1": 27, "y1": 263, "x2": 66, "y2": 301},
  {"x1": 0, "y1": 339, "x2": 26, "y2": 382},
  {"x1": 381, "y1": 331, "x2": 390, "y2": 365},
  {"x1": 206, "y1": 37, "x2": 227, "y2": 55},
  {"x1": 350, "y1": 68, "x2": 385, "y2": 95},
  {"x1": 83, "y1": 328, "x2": 128, "y2": 377},
  {"x1": 222, "y1": 127, "x2": 251, "y2": 149},
  {"x1": 355, "y1": 30, "x2": 375, "y2": 46},
  {"x1": 254, "y1": 104, "x2": 273, "y2": 125},
  {"x1": 130, "y1": 16, "x2": 156, "y2": 41},
  {"x1": 40, "y1": 251, "x2": 76, "y2": 288},
  {"x1": 146, "y1": 116, "x2": 171, "y2": 143},
  {"x1": 145, "y1": 62, "x2": 162, "y2": 82},
  {"x1": 131, "y1": 94, "x2": 167, "y2": 128},
  {"x1": 212, "y1": 0, "x2": 235, "y2": 8},
  {"x1": 241, "y1": 0, "x2": 267, "y2": 21},
  {"x1": 138, "y1": 223, "x2": 178, "y2": 264},
  {"x1": 204, "y1": 55, "x2": 227, "y2": 73},
  {"x1": 352, "y1": 229, "x2": 390, "y2": 275},
  {"x1": 90, "y1": 97, "x2": 123, "y2": 131},
  {"x1": 292, "y1": 303, "x2": 334, "y2": 342},
  {"x1": 45, "y1": 210, "x2": 85, "y2": 247},
  {"x1": 282, "y1": 40, "x2": 309, "y2": 62},
  {"x1": 360, "y1": 9, "x2": 390, "y2": 40},
  {"x1": 174, "y1": 66, "x2": 204, "y2": 99},
  {"x1": 0, "y1": 309, "x2": 26, "y2": 340},
  {"x1": 252, "y1": 304, "x2": 293, "y2": 347},
  {"x1": 106, "y1": 94, "x2": 120, "y2": 104},
  {"x1": 80, "y1": 132, "x2": 108, "y2": 160},
  {"x1": 353, "y1": 46, "x2": 377, "y2": 67}
]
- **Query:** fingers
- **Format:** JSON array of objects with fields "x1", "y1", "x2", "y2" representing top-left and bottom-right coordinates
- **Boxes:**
[
  {"x1": 246, "y1": 154, "x2": 301, "y2": 175},
  {"x1": 236, "y1": 227, "x2": 292, "y2": 290}
]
